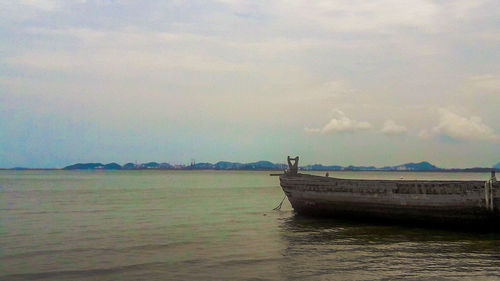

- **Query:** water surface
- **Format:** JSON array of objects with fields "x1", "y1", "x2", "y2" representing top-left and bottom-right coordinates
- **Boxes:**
[{"x1": 1, "y1": 170, "x2": 499, "y2": 280}]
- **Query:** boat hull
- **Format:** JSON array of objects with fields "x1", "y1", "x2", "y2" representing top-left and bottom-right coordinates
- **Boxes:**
[{"x1": 280, "y1": 174, "x2": 500, "y2": 225}]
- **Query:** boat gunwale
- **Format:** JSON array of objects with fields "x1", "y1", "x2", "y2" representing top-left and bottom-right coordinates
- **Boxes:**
[{"x1": 280, "y1": 173, "x2": 489, "y2": 185}]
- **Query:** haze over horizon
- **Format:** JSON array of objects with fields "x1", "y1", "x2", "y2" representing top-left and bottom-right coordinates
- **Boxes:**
[{"x1": 1, "y1": 0, "x2": 499, "y2": 169}]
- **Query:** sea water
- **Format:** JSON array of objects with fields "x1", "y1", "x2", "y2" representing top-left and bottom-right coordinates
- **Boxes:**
[{"x1": 1, "y1": 170, "x2": 499, "y2": 280}]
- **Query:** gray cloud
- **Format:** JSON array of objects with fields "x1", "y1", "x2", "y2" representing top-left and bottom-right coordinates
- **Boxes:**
[{"x1": 469, "y1": 74, "x2": 500, "y2": 92}]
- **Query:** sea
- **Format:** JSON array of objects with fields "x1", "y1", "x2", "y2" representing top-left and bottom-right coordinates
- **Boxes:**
[{"x1": 1, "y1": 170, "x2": 499, "y2": 280}]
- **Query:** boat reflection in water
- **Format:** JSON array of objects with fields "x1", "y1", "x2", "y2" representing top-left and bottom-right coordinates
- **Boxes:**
[{"x1": 277, "y1": 214, "x2": 500, "y2": 280}]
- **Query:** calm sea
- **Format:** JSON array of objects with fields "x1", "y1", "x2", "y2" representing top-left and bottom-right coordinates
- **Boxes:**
[{"x1": 1, "y1": 170, "x2": 499, "y2": 280}]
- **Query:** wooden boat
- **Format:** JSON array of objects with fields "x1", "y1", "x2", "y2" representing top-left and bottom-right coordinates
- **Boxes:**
[{"x1": 279, "y1": 156, "x2": 500, "y2": 226}]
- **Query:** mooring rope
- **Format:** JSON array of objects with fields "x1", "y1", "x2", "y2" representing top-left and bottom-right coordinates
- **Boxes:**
[{"x1": 273, "y1": 195, "x2": 286, "y2": 210}]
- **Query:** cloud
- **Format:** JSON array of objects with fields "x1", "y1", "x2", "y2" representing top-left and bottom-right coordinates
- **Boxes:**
[
  {"x1": 319, "y1": 80, "x2": 356, "y2": 95},
  {"x1": 19, "y1": 0, "x2": 60, "y2": 11},
  {"x1": 381, "y1": 120, "x2": 407, "y2": 135},
  {"x1": 470, "y1": 74, "x2": 500, "y2": 92},
  {"x1": 6, "y1": 28, "x2": 259, "y2": 74},
  {"x1": 305, "y1": 110, "x2": 372, "y2": 134},
  {"x1": 214, "y1": 0, "x2": 492, "y2": 35},
  {"x1": 6, "y1": 49, "x2": 252, "y2": 74},
  {"x1": 5, "y1": 0, "x2": 86, "y2": 13},
  {"x1": 420, "y1": 108, "x2": 500, "y2": 141},
  {"x1": 417, "y1": 129, "x2": 432, "y2": 139},
  {"x1": 7, "y1": 27, "x2": 328, "y2": 78},
  {"x1": 280, "y1": 0, "x2": 439, "y2": 33},
  {"x1": 2, "y1": 0, "x2": 500, "y2": 168},
  {"x1": 477, "y1": 31, "x2": 500, "y2": 42}
]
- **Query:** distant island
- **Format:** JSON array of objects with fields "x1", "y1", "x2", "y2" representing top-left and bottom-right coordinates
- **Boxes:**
[
  {"x1": 57, "y1": 160, "x2": 500, "y2": 172},
  {"x1": 63, "y1": 161, "x2": 283, "y2": 171}
]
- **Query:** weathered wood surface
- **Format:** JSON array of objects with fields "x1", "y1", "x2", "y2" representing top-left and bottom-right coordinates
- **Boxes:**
[{"x1": 280, "y1": 173, "x2": 500, "y2": 224}]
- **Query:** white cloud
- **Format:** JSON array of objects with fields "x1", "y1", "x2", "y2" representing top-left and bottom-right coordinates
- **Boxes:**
[
  {"x1": 305, "y1": 110, "x2": 372, "y2": 134},
  {"x1": 420, "y1": 108, "x2": 500, "y2": 141},
  {"x1": 381, "y1": 120, "x2": 407, "y2": 135}
]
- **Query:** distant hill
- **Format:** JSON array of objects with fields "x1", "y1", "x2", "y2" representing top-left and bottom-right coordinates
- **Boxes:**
[
  {"x1": 212, "y1": 161, "x2": 283, "y2": 170},
  {"x1": 381, "y1": 161, "x2": 439, "y2": 171},
  {"x1": 122, "y1": 163, "x2": 137, "y2": 169},
  {"x1": 214, "y1": 161, "x2": 243, "y2": 170},
  {"x1": 140, "y1": 162, "x2": 160, "y2": 169},
  {"x1": 103, "y1": 163, "x2": 122, "y2": 170},
  {"x1": 63, "y1": 163, "x2": 104, "y2": 170},
  {"x1": 302, "y1": 164, "x2": 343, "y2": 171},
  {"x1": 241, "y1": 161, "x2": 280, "y2": 170},
  {"x1": 11, "y1": 167, "x2": 30, "y2": 170},
  {"x1": 63, "y1": 163, "x2": 121, "y2": 170},
  {"x1": 192, "y1": 162, "x2": 214, "y2": 169},
  {"x1": 302, "y1": 161, "x2": 439, "y2": 171},
  {"x1": 62, "y1": 160, "x2": 285, "y2": 170},
  {"x1": 159, "y1": 163, "x2": 173, "y2": 169},
  {"x1": 60, "y1": 160, "x2": 497, "y2": 172},
  {"x1": 448, "y1": 167, "x2": 498, "y2": 172},
  {"x1": 345, "y1": 165, "x2": 377, "y2": 171}
]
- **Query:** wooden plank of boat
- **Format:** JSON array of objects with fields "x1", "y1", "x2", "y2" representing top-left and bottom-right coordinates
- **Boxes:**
[{"x1": 278, "y1": 156, "x2": 499, "y2": 226}]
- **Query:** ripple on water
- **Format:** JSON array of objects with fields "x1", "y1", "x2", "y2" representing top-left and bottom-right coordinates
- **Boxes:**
[{"x1": 1, "y1": 170, "x2": 500, "y2": 281}]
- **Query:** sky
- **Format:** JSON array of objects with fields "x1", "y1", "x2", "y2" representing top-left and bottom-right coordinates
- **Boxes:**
[{"x1": 1, "y1": 0, "x2": 499, "y2": 168}]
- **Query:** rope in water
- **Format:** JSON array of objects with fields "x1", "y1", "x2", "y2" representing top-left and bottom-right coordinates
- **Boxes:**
[{"x1": 273, "y1": 195, "x2": 286, "y2": 210}]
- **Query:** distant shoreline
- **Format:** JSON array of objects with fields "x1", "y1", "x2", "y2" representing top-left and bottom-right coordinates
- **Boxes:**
[
  {"x1": 1, "y1": 168, "x2": 499, "y2": 172},
  {"x1": 2, "y1": 159, "x2": 499, "y2": 172}
]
